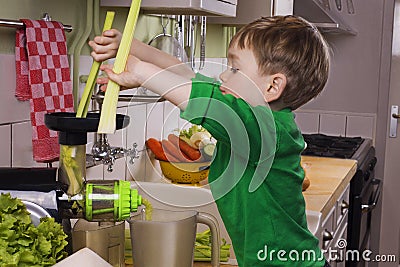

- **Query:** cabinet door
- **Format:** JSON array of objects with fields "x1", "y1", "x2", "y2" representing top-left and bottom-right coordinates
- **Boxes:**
[
  {"x1": 208, "y1": 0, "x2": 293, "y2": 25},
  {"x1": 321, "y1": 206, "x2": 336, "y2": 250}
]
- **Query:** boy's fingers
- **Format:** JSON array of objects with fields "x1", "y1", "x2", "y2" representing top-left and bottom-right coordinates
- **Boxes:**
[
  {"x1": 99, "y1": 84, "x2": 107, "y2": 92},
  {"x1": 102, "y1": 29, "x2": 116, "y2": 37},
  {"x1": 100, "y1": 64, "x2": 113, "y2": 71},
  {"x1": 96, "y1": 77, "x2": 109, "y2": 84}
]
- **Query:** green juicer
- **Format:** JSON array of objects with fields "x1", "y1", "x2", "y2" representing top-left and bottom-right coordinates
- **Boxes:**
[
  {"x1": 45, "y1": 112, "x2": 143, "y2": 222},
  {"x1": 85, "y1": 180, "x2": 142, "y2": 221}
]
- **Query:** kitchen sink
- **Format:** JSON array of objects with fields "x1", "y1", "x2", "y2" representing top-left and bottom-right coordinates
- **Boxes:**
[
  {"x1": 130, "y1": 181, "x2": 322, "y2": 262},
  {"x1": 305, "y1": 209, "x2": 322, "y2": 236},
  {"x1": 131, "y1": 181, "x2": 322, "y2": 234}
]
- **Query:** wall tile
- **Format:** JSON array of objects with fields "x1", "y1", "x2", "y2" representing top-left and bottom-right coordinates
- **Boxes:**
[
  {"x1": 143, "y1": 153, "x2": 164, "y2": 183},
  {"x1": 346, "y1": 115, "x2": 375, "y2": 140},
  {"x1": 163, "y1": 102, "x2": 180, "y2": 138},
  {"x1": 12, "y1": 121, "x2": 45, "y2": 167},
  {"x1": 146, "y1": 102, "x2": 164, "y2": 140},
  {"x1": 319, "y1": 114, "x2": 347, "y2": 136},
  {"x1": 126, "y1": 104, "x2": 147, "y2": 181},
  {"x1": 86, "y1": 165, "x2": 104, "y2": 180},
  {"x1": 294, "y1": 112, "x2": 320, "y2": 134},
  {"x1": 0, "y1": 55, "x2": 31, "y2": 124},
  {"x1": 103, "y1": 107, "x2": 127, "y2": 180},
  {"x1": 144, "y1": 102, "x2": 165, "y2": 181},
  {"x1": 0, "y1": 125, "x2": 11, "y2": 167}
]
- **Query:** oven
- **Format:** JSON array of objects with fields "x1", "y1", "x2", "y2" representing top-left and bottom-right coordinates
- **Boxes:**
[{"x1": 302, "y1": 134, "x2": 382, "y2": 267}]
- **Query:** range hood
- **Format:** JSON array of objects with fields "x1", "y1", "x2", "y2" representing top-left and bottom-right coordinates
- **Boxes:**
[{"x1": 294, "y1": 0, "x2": 357, "y2": 35}]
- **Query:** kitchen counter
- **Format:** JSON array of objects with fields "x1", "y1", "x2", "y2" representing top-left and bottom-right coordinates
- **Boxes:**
[{"x1": 301, "y1": 155, "x2": 357, "y2": 219}]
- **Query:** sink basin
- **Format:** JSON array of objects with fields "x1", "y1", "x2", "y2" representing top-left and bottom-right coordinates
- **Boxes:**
[
  {"x1": 132, "y1": 181, "x2": 322, "y2": 234},
  {"x1": 305, "y1": 209, "x2": 322, "y2": 236},
  {"x1": 132, "y1": 181, "x2": 214, "y2": 208},
  {"x1": 131, "y1": 181, "x2": 322, "y2": 262}
]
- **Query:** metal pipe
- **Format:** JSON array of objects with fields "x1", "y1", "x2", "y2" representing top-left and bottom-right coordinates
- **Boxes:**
[
  {"x1": 92, "y1": 93, "x2": 164, "y2": 104},
  {"x1": 0, "y1": 18, "x2": 72, "y2": 32},
  {"x1": 93, "y1": 0, "x2": 102, "y2": 37},
  {"x1": 72, "y1": 0, "x2": 94, "y2": 109}
]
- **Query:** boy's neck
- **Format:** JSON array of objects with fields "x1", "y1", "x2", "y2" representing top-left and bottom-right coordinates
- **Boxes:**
[{"x1": 268, "y1": 100, "x2": 288, "y2": 111}]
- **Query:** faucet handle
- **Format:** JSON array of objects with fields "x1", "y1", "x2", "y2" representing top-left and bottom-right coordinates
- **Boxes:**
[{"x1": 128, "y1": 143, "x2": 140, "y2": 164}]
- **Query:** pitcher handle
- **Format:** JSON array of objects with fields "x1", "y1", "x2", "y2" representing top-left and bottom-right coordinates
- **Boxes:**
[{"x1": 196, "y1": 212, "x2": 221, "y2": 267}]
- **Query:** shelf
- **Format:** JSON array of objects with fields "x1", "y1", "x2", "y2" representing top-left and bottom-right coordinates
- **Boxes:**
[{"x1": 100, "y1": 0, "x2": 237, "y2": 17}]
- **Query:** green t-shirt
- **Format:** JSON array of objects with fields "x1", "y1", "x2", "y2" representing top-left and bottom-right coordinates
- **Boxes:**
[{"x1": 181, "y1": 74, "x2": 325, "y2": 266}]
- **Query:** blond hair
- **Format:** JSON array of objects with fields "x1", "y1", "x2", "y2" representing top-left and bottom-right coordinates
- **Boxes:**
[{"x1": 230, "y1": 15, "x2": 330, "y2": 110}]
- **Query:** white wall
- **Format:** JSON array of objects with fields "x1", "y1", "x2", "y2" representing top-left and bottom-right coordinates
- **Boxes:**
[{"x1": 0, "y1": 53, "x2": 377, "y2": 179}]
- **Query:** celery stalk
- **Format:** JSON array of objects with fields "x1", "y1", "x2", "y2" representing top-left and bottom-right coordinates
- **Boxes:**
[
  {"x1": 76, "y1": 11, "x2": 115, "y2": 118},
  {"x1": 98, "y1": 0, "x2": 142, "y2": 133}
]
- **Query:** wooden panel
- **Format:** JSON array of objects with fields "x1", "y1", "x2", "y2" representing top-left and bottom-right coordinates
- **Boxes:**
[{"x1": 302, "y1": 156, "x2": 357, "y2": 220}]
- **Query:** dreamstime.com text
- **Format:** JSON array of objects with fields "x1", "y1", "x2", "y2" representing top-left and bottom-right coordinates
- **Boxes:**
[{"x1": 257, "y1": 239, "x2": 397, "y2": 263}]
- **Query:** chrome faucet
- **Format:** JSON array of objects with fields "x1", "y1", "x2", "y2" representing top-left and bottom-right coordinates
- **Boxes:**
[{"x1": 90, "y1": 133, "x2": 140, "y2": 172}]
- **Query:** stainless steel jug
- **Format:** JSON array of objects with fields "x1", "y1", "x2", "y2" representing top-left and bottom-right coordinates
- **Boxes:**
[{"x1": 128, "y1": 209, "x2": 220, "y2": 267}]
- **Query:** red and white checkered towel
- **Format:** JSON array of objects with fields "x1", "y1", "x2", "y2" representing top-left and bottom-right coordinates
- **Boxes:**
[{"x1": 15, "y1": 19, "x2": 74, "y2": 163}]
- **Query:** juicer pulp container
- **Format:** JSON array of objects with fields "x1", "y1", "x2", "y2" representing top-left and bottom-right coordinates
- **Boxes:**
[{"x1": 72, "y1": 219, "x2": 125, "y2": 267}]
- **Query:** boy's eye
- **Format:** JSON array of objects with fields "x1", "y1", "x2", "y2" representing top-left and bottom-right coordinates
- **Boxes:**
[{"x1": 230, "y1": 67, "x2": 239, "y2": 73}]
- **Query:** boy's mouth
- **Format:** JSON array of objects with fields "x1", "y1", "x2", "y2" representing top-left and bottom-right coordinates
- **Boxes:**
[{"x1": 220, "y1": 86, "x2": 239, "y2": 98}]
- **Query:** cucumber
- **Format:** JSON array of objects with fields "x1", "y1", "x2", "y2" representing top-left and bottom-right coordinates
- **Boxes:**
[{"x1": 201, "y1": 143, "x2": 216, "y2": 161}]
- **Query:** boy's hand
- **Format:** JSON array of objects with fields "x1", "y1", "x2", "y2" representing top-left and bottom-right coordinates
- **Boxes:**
[
  {"x1": 98, "y1": 55, "x2": 144, "y2": 91},
  {"x1": 89, "y1": 29, "x2": 122, "y2": 62}
]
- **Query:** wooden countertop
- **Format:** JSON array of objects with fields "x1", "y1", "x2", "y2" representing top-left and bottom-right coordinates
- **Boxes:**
[{"x1": 301, "y1": 155, "x2": 357, "y2": 219}]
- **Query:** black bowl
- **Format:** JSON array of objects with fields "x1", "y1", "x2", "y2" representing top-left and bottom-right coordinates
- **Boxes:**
[
  {"x1": 44, "y1": 112, "x2": 130, "y2": 145},
  {"x1": 45, "y1": 112, "x2": 129, "y2": 132}
]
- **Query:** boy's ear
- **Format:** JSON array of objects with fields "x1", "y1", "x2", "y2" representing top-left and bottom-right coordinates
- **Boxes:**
[{"x1": 264, "y1": 73, "x2": 286, "y2": 103}]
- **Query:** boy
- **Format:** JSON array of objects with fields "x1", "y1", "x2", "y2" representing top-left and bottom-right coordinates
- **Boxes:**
[{"x1": 90, "y1": 15, "x2": 330, "y2": 266}]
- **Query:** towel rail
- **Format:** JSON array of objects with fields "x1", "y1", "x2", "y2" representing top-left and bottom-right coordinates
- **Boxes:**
[{"x1": 0, "y1": 18, "x2": 73, "y2": 32}]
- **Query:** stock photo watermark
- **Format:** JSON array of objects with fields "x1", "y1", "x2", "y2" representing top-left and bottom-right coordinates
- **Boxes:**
[{"x1": 257, "y1": 239, "x2": 397, "y2": 263}]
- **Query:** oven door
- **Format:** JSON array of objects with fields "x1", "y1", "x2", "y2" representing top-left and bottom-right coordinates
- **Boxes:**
[{"x1": 347, "y1": 178, "x2": 381, "y2": 266}]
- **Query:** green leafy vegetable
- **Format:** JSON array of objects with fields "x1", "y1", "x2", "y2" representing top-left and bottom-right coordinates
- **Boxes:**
[
  {"x1": 194, "y1": 229, "x2": 231, "y2": 262},
  {"x1": 0, "y1": 193, "x2": 68, "y2": 266},
  {"x1": 179, "y1": 125, "x2": 208, "y2": 139}
]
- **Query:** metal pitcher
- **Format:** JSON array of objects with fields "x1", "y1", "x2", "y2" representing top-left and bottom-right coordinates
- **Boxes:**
[{"x1": 128, "y1": 209, "x2": 220, "y2": 267}]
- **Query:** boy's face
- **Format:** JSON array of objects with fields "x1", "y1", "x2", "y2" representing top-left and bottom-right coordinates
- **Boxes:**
[
  {"x1": 219, "y1": 44, "x2": 286, "y2": 109},
  {"x1": 219, "y1": 45, "x2": 271, "y2": 107}
]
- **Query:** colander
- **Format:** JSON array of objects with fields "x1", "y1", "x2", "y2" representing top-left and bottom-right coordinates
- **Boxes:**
[{"x1": 159, "y1": 161, "x2": 210, "y2": 184}]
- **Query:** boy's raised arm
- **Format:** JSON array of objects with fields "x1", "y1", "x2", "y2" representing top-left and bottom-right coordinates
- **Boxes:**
[
  {"x1": 100, "y1": 55, "x2": 192, "y2": 111},
  {"x1": 131, "y1": 38, "x2": 195, "y2": 80},
  {"x1": 89, "y1": 30, "x2": 195, "y2": 80}
]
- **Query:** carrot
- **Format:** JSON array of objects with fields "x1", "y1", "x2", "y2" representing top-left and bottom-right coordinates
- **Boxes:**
[
  {"x1": 146, "y1": 138, "x2": 179, "y2": 162},
  {"x1": 167, "y1": 134, "x2": 191, "y2": 160},
  {"x1": 161, "y1": 139, "x2": 190, "y2": 162},
  {"x1": 169, "y1": 134, "x2": 201, "y2": 161}
]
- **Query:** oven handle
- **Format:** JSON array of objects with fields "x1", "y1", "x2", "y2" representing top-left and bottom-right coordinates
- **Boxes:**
[{"x1": 361, "y1": 178, "x2": 382, "y2": 213}]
